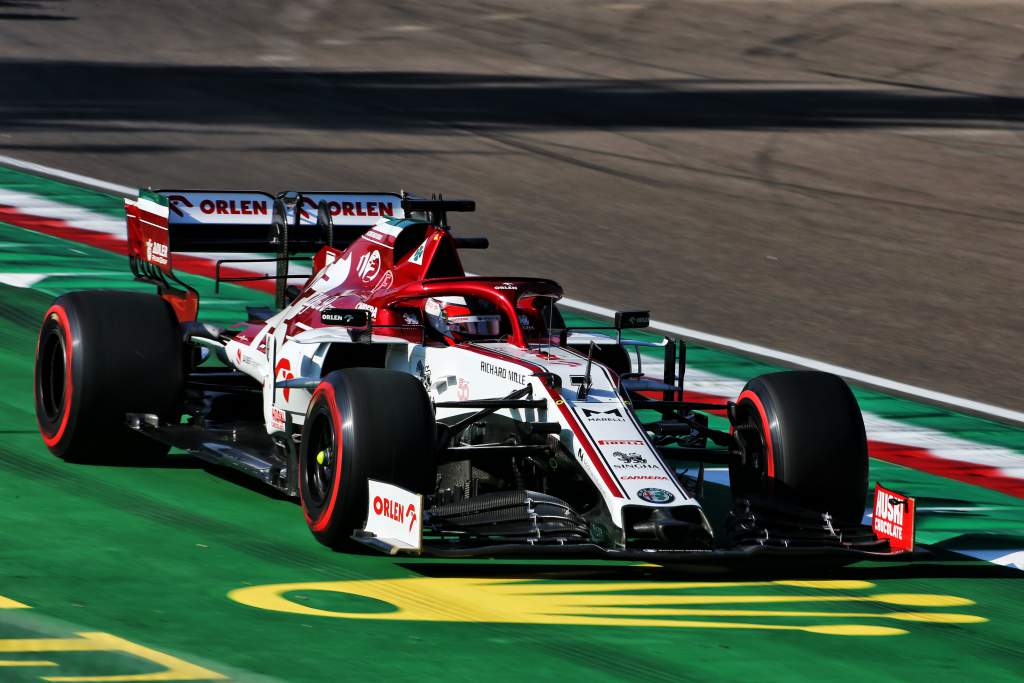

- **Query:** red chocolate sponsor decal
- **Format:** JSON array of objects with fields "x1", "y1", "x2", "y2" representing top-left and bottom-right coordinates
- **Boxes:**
[{"x1": 872, "y1": 483, "x2": 915, "y2": 552}]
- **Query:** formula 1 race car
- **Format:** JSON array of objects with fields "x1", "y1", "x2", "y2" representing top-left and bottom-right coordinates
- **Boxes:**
[{"x1": 33, "y1": 188, "x2": 916, "y2": 563}]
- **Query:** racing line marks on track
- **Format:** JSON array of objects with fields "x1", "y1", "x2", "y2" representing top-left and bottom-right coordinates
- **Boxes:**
[{"x1": 228, "y1": 578, "x2": 986, "y2": 638}]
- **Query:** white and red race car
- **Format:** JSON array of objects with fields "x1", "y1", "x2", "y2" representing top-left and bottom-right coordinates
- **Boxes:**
[{"x1": 33, "y1": 189, "x2": 916, "y2": 562}]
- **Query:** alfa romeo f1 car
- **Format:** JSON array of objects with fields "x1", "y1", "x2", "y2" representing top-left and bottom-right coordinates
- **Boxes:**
[{"x1": 33, "y1": 189, "x2": 916, "y2": 562}]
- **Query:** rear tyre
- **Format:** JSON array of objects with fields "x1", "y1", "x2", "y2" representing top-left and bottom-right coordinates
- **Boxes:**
[
  {"x1": 729, "y1": 371, "x2": 868, "y2": 524},
  {"x1": 34, "y1": 290, "x2": 184, "y2": 463},
  {"x1": 299, "y1": 368, "x2": 436, "y2": 549}
]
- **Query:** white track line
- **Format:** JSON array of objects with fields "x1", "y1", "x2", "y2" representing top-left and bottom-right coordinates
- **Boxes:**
[
  {"x1": 561, "y1": 296, "x2": 1024, "y2": 425},
  {"x1": 0, "y1": 154, "x2": 135, "y2": 195},
  {"x1": 3, "y1": 153, "x2": 1022, "y2": 425}
]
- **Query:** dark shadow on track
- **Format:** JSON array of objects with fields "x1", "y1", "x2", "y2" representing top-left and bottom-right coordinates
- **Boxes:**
[
  {"x1": 199, "y1": 463, "x2": 295, "y2": 502},
  {"x1": 0, "y1": 0, "x2": 73, "y2": 21},
  {"x1": 2, "y1": 60, "x2": 1023, "y2": 139},
  {"x1": 399, "y1": 553, "x2": 1024, "y2": 582}
]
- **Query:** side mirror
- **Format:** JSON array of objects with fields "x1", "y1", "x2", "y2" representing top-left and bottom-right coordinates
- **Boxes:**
[{"x1": 614, "y1": 310, "x2": 650, "y2": 329}]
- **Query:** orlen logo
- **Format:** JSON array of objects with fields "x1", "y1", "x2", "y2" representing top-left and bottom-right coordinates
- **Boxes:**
[
  {"x1": 275, "y1": 358, "x2": 294, "y2": 401},
  {"x1": 373, "y1": 495, "x2": 418, "y2": 532},
  {"x1": 199, "y1": 198, "x2": 268, "y2": 216},
  {"x1": 166, "y1": 194, "x2": 269, "y2": 217},
  {"x1": 166, "y1": 194, "x2": 193, "y2": 218},
  {"x1": 356, "y1": 250, "x2": 382, "y2": 283},
  {"x1": 300, "y1": 197, "x2": 398, "y2": 220},
  {"x1": 598, "y1": 439, "x2": 645, "y2": 445}
]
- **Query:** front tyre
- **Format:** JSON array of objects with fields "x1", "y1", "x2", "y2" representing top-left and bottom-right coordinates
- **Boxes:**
[
  {"x1": 34, "y1": 290, "x2": 184, "y2": 463},
  {"x1": 299, "y1": 368, "x2": 436, "y2": 549},
  {"x1": 729, "y1": 371, "x2": 868, "y2": 524}
]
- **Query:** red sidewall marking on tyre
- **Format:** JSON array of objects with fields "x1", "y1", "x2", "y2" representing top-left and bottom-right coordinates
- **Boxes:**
[
  {"x1": 301, "y1": 382, "x2": 344, "y2": 532},
  {"x1": 37, "y1": 304, "x2": 73, "y2": 448},
  {"x1": 738, "y1": 389, "x2": 775, "y2": 478}
]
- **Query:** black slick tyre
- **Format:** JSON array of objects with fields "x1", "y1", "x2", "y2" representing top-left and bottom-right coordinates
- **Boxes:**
[
  {"x1": 730, "y1": 370, "x2": 868, "y2": 524},
  {"x1": 299, "y1": 368, "x2": 436, "y2": 549},
  {"x1": 34, "y1": 290, "x2": 184, "y2": 463}
]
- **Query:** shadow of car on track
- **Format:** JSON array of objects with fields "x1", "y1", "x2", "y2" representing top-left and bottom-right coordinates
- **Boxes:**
[
  {"x1": 396, "y1": 551, "x2": 1024, "y2": 582},
  {"x1": 2, "y1": 60, "x2": 1023, "y2": 141}
]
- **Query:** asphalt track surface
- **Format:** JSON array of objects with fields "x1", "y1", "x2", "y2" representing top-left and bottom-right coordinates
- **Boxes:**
[{"x1": 1, "y1": 0, "x2": 1022, "y2": 413}]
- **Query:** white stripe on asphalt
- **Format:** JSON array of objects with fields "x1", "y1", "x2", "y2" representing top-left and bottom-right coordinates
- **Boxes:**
[
  {"x1": 561, "y1": 295, "x2": 1024, "y2": 425},
  {"x1": 2, "y1": 154, "x2": 1022, "y2": 424},
  {"x1": 0, "y1": 272, "x2": 111, "y2": 288},
  {"x1": 0, "y1": 154, "x2": 136, "y2": 195}
]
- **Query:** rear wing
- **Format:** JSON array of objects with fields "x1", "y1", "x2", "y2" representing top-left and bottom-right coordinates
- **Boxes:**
[
  {"x1": 127, "y1": 189, "x2": 404, "y2": 257},
  {"x1": 125, "y1": 189, "x2": 406, "y2": 315}
]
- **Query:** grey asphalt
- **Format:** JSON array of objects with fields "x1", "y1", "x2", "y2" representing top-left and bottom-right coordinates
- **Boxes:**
[{"x1": 1, "y1": 0, "x2": 1021, "y2": 413}]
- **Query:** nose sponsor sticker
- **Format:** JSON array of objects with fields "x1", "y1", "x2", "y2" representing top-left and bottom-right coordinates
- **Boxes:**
[
  {"x1": 363, "y1": 480, "x2": 422, "y2": 551},
  {"x1": 637, "y1": 487, "x2": 675, "y2": 504}
]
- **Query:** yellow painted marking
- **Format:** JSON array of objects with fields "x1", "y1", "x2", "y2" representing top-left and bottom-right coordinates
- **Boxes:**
[
  {"x1": 316, "y1": 450, "x2": 325, "y2": 465},
  {"x1": 0, "y1": 596, "x2": 31, "y2": 609},
  {"x1": 501, "y1": 579, "x2": 877, "y2": 594},
  {"x1": 0, "y1": 660, "x2": 58, "y2": 666},
  {"x1": 228, "y1": 577, "x2": 985, "y2": 637},
  {"x1": 0, "y1": 632, "x2": 226, "y2": 681},
  {"x1": 578, "y1": 608, "x2": 986, "y2": 623}
]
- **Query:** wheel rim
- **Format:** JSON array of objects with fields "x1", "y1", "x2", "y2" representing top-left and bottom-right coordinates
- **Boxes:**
[
  {"x1": 734, "y1": 398, "x2": 770, "y2": 480},
  {"x1": 38, "y1": 325, "x2": 67, "y2": 424},
  {"x1": 304, "y1": 411, "x2": 336, "y2": 508}
]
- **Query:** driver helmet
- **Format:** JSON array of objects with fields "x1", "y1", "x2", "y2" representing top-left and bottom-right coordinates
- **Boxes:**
[{"x1": 424, "y1": 296, "x2": 501, "y2": 339}]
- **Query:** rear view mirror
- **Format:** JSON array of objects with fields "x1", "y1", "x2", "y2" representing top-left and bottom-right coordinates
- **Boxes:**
[{"x1": 614, "y1": 310, "x2": 650, "y2": 329}]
